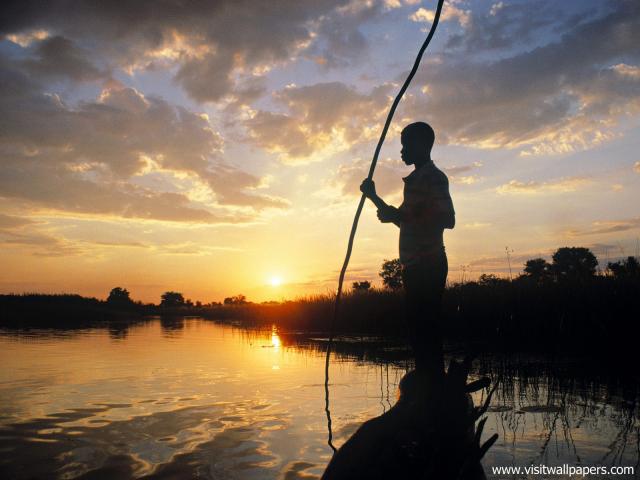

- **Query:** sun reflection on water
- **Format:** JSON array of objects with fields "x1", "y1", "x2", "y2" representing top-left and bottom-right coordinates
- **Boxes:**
[
  {"x1": 0, "y1": 318, "x2": 637, "y2": 479},
  {"x1": 271, "y1": 326, "x2": 281, "y2": 350}
]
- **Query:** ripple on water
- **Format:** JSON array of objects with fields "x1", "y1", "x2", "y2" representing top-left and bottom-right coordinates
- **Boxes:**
[
  {"x1": 0, "y1": 399, "x2": 302, "y2": 479},
  {"x1": 1, "y1": 320, "x2": 638, "y2": 479}
]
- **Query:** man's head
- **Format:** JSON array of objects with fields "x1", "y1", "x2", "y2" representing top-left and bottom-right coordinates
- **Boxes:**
[{"x1": 401, "y1": 122, "x2": 435, "y2": 166}]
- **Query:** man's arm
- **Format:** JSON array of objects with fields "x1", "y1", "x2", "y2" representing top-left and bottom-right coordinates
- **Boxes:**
[
  {"x1": 431, "y1": 172, "x2": 455, "y2": 229},
  {"x1": 360, "y1": 179, "x2": 401, "y2": 227}
]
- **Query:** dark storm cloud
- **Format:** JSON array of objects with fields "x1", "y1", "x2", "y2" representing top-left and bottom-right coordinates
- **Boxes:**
[
  {"x1": 0, "y1": 66, "x2": 221, "y2": 177},
  {"x1": 0, "y1": 153, "x2": 231, "y2": 223},
  {"x1": 306, "y1": 1, "x2": 382, "y2": 69},
  {"x1": 242, "y1": 1, "x2": 640, "y2": 159},
  {"x1": 403, "y1": 0, "x2": 640, "y2": 152},
  {"x1": 22, "y1": 35, "x2": 104, "y2": 81},
  {"x1": 0, "y1": 56, "x2": 286, "y2": 220},
  {"x1": 445, "y1": 0, "x2": 586, "y2": 52},
  {"x1": 0, "y1": 0, "x2": 367, "y2": 102},
  {"x1": 244, "y1": 81, "x2": 394, "y2": 162}
]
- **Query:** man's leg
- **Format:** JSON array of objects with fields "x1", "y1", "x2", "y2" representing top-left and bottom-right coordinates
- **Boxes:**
[
  {"x1": 402, "y1": 265, "x2": 424, "y2": 367},
  {"x1": 420, "y1": 251, "x2": 447, "y2": 381},
  {"x1": 403, "y1": 252, "x2": 448, "y2": 381}
]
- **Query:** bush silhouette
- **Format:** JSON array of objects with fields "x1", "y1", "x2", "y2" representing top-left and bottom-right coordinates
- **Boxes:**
[
  {"x1": 160, "y1": 291, "x2": 185, "y2": 308},
  {"x1": 379, "y1": 259, "x2": 403, "y2": 290},
  {"x1": 352, "y1": 281, "x2": 372, "y2": 292},
  {"x1": 551, "y1": 247, "x2": 598, "y2": 280},
  {"x1": 523, "y1": 258, "x2": 552, "y2": 282},
  {"x1": 607, "y1": 256, "x2": 640, "y2": 278},
  {"x1": 107, "y1": 287, "x2": 133, "y2": 306},
  {"x1": 224, "y1": 294, "x2": 248, "y2": 305}
]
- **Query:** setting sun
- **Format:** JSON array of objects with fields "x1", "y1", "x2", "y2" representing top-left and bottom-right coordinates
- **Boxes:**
[{"x1": 269, "y1": 276, "x2": 282, "y2": 287}]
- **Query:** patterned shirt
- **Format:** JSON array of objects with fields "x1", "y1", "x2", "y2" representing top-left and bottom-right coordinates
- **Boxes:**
[{"x1": 397, "y1": 161, "x2": 455, "y2": 266}]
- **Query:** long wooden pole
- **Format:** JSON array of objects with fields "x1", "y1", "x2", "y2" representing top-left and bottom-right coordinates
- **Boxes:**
[{"x1": 324, "y1": 0, "x2": 447, "y2": 453}]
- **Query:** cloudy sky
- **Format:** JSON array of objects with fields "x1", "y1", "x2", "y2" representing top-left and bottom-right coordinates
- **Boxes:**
[{"x1": 0, "y1": 0, "x2": 639, "y2": 303}]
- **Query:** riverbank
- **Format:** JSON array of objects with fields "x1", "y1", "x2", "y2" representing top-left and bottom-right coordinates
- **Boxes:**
[{"x1": 2, "y1": 274, "x2": 637, "y2": 356}]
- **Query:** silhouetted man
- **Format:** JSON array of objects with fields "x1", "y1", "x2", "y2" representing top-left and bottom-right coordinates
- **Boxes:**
[{"x1": 360, "y1": 122, "x2": 454, "y2": 382}]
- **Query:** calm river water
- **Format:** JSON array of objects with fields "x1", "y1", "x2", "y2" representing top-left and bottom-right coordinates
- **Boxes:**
[{"x1": 0, "y1": 318, "x2": 638, "y2": 479}]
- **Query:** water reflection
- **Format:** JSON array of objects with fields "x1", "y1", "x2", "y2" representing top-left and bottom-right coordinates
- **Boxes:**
[
  {"x1": 271, "y1": 326, "x2": 281, "y2": 350},
  {"x1": 159, "y1": 316, "x2": 185, "y2": 336},
  {"x1": 0, "y1": 318, "x2": 638, "y2": 479},
  {"x1": 109, "y1": 322, "x2": 130, "y2": 340}
]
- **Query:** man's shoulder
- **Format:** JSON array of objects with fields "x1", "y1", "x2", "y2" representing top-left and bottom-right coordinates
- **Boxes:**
[
  {"x1": 405, "y1": 162, "x2": 450, "y2": 191},
  {"x1": 421, "y1": 163, "x2": 449, "y2": 187},
  {"x1": 431, "y1": 163, "x2": 449, "y2": 178}
]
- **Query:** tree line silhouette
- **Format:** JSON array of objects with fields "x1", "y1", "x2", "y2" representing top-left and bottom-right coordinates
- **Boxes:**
[
  {"x1": 106, "y1": 289, "x2": 250, "y2": 309},
  {"x1": 377, "y1": 247, "x2": 633, "y2": 290},
  {"x1": 1, "y1": 245, "x2": 637, "y2": 358},
  {"x1": 207, "y1": 246, "x2": 639, "y2": 358}
]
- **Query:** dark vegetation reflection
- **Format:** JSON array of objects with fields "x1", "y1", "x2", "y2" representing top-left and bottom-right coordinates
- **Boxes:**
[{"x1": 0, "y1": 321, "x2": 639, "y2": 479}]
